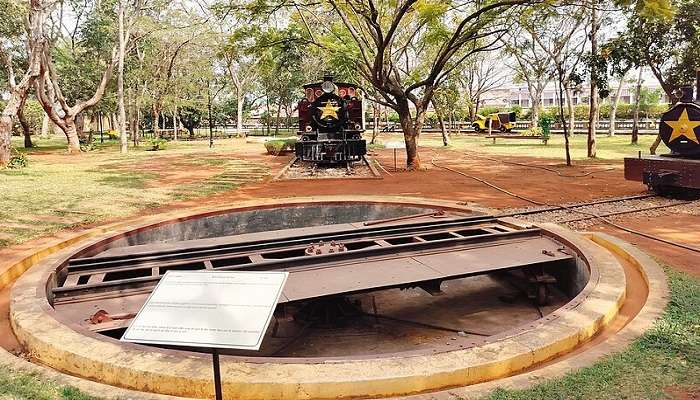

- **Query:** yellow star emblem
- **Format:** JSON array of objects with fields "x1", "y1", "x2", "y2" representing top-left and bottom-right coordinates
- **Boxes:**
[
  {"x1": 319, "y1": 101, "x2": 340, "y2": 120},
  {"x1": 664, "y1": 108, "x2": 700, "y2": 144}
]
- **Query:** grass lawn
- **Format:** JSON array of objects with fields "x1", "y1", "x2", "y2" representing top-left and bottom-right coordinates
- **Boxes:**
[
  {"x1": 374, "y1": 133, "x2": 665, "y2": 162},
  {"x1": 0, "y1": 136, "x2": 269, "y2": 248},
  {"x1": 481, "y1": 268, "x2": 700, "y2": 400}
]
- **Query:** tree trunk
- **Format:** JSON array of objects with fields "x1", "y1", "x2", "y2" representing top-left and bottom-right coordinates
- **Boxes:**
[
  {"x1": 41, "y1": 112, "x2": 50, "y2": 137},
  {"x1": 397, "y1": 100, "x2": 424, "y2": 170},
  {"x1": 76, "y1": 113, "x2": 85, "y2": 140},
  {"x1": 432, "y1": 100, "x2": 449, "y2": 146},
  {"x1": 65, "y1": 121, "x2": 81, "y2": 153},
  {"x1": 564, "y1": 87, "x2": 575, "y2": 136},
  {"x1": 274, "y1": 101, "x2": 282, "y2": 136},
  {"x1": 587, "y1": 0, "x2": 599, "y2": 158},
  {"x1": 237, "y1": 91, "x2": 244, "y2": 136},
  {"x1": 152, "y1": 106, "x2": 160, "y2": 138},
  {"x1": 18, "y1": 98, "x2": 33, "y2": 148},
  {"x1": 173, "y1": 106, "x2": 178, "y2": 141},
  {"x1": 0, "y1": 113, "x2": 13, "y2": 165},
  {"x1": 371, "y1": 104, "x2": 379, "y2": 144},
  {"x1": 631, "y1": 68, "x2": 643, "y2": 145},
  {"x1": 117, "y1": 0, "x2": 128, "y2": 154},
  {"x1": 608, "y1": 71, "x2": 628, "y2": 136},
  {"x1": 557, "y1": 70, "x2": 572, "y2": 166}
]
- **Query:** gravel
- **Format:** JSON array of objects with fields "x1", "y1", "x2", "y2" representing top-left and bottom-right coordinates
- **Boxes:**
[
  {"x1": 503, "y1": 196, "x2": 700, "y2": 230},
  {"x1": 282, "y1": 160, "x2": 377, "y2": 179}
]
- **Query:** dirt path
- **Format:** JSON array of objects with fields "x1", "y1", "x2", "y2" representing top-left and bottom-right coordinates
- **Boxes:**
[
  {"x1": 158, "y1": 147, "x2": 643, "y2": 211},
  {"x1": 589, "y1": 214, "x2": 700, "y2": 278}
]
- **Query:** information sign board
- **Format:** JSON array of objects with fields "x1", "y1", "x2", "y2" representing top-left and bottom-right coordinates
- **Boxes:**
[{"x1": 121, "y1": 270, "x2": 288, "y2": 351}]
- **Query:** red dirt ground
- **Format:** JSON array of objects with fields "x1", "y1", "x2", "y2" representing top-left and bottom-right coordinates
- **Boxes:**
[{"x1": 172, "y1": 146, "x2": 644, "y2": 209}]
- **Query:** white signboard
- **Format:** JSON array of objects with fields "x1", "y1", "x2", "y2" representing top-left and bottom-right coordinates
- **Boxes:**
[
  {"x1": 121, "y1": 270, "x2": 288, "y2": 351},
  {"x1": 384, "y1": 140, "x2": 406, "y2": 149}
]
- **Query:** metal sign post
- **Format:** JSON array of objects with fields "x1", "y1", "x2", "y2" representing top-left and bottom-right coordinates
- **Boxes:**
[
  {"x1": 122, "y1": 270, "x2": 288, "y2": 399},
  {"x1": 212, "y1": 349, "x2": 223, "y2": 400}
]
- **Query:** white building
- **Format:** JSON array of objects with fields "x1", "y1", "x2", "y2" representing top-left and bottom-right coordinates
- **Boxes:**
[{"x1": 481, "y1": 76, "x2": 670, "y2": 109}]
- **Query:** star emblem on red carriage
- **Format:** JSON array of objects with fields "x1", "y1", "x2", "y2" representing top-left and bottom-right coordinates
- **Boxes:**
[
  {"x1": 319, "y1": 101, "x2": 340, "y2": 120},
  {"x1": 664, "y1": 108, "x2": 700, "y2": 144}
]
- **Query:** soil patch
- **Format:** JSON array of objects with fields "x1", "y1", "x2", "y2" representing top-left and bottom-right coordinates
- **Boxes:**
[{"x1": 589, "y1": 214, "x2": 700, "y2": 278}]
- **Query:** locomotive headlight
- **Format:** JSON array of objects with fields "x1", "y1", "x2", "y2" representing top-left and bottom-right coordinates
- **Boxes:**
[{"x1": 321, "y1": 81, "x2": 336, "y2": 94}]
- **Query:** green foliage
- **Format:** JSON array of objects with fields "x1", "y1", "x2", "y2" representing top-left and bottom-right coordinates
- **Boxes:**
[
  {"x1": 148, "y1": 138, "x2": 167, "y2": 151},
  {"x1": 6, "y1": 148, "x2": 29, "y2": 169},
  {"x1": 509, "y1": 105, "x2": 524, "y2": 119},
  {"x1": 478, "y1": 107, "x2": 502, "y2": 117},
  {"x1": 179, "y1": 106, "x2": 204, "y2": 135},
  {"x1": 522, "y1": 126, "x2": 544, "y2": 137},
  {"x1": 605, "y1": 0, "x2": 699, "y2": 95},
  {"x1": 23, "y1": 100, "x2": 45, "y2": 133},
  {"x1": 264, "y1": 138, "x2": 297, "y2": 155},
  {"x1": 537, "y1": 115, "x2": 553, "y2": 138}
]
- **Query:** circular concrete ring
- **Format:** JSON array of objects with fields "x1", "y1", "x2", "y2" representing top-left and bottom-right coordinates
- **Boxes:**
[{"x1": 9, "y1": 197, "x2": 627, "y2": 399}]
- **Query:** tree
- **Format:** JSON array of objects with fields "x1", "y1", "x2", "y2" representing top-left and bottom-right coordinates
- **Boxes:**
[
  {"x1": 522, "y1": 5, "x2": 587, "y2": 136},
  {"x1": 602, "y1": 0, "x2": 688, "y2": 149},
  {"x1": 587, "y1": 0, "x2": 601, "y2": 158},
  {"x1": 458, "y1": 54, "x2": 507, "y2": 121},
  {"x1": 432, "y1": 80, "x2": 461, "y2": 146},
  {"x1": 220, "y1": 28, "x2": 259, "y2": 137},
  {"x1": 504, "y1": 26, "x2": 556, "y2": 128},
  {"x1": 33, "y1": 0, "x2": 119, "y2": 153},
  {"x1": 0, "y1": 0, "x2": 47, "y2": 166}
]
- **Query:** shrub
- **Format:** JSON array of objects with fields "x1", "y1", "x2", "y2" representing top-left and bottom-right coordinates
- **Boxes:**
[
  {"x1": 264, "y1": 138, "x2": 297, "y2": 155},
  {"x1": 522, "y1": 126, "x2": 544, "y2": 137},
  {"x1": 148, "y1": 138, "x2": 167, "y2": 151},
  {"x1": 106, "y1": 129, "x2": 119, "y2": 140},
  {"x1": 6, "y1": 148, "x2": 29, "y2": 169}
]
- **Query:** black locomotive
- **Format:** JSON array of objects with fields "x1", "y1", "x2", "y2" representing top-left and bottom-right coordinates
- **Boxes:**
[
  {"x1": 625, "y1": 70, "x2": 700, "y2": 193},
  {"x1": 296, "y1": 75, "x2": 367, "y2": 163}
]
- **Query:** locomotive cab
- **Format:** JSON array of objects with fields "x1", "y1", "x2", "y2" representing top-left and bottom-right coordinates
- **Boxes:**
[{"x1": 296, "y1": 75, "x2": 366, "y2": 163}]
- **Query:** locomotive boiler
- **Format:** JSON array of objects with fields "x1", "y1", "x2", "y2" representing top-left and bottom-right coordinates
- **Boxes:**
[
  {"x1": 296, "y1": 75, "x2": 367, "y2": 163},
  {"x1": 624, "y1": 70, "x2": 700, "y2": 193}
]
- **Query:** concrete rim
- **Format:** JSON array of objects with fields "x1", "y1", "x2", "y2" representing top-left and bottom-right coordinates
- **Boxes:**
[{"x1": 8, "y1": 197, "x2": 627, "y2": 399}]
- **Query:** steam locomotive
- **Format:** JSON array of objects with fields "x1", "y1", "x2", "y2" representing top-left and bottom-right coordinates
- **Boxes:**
[
  {"x1": 296, "y1": 75, "x2": 367, "y2": 163},
  {"x1": 625, "y1": 70, "x2": 700, "y2": 193}
]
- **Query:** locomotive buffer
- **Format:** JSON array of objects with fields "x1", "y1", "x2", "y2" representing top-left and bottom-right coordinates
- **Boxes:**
[{"x1": 625, "y1": 70, "x2": 700, "y2": 193}]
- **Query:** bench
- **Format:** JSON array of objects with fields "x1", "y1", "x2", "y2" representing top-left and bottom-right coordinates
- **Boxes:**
[{"x1": 485, "y1": 135, "x2": 548, "y2": 145}]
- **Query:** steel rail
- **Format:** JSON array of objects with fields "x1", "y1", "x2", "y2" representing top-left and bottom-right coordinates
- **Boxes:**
[
  {"x1": 53, "y1": 229, "x2": 546, "y2": 298},
  {"x1": 67, "y1": 215, "x2": 502, "y2": 270}
]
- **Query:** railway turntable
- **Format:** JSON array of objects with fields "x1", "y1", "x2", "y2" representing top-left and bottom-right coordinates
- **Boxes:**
[{"x1": 5, "y1": 197, "x2": 668, "y2": 400}]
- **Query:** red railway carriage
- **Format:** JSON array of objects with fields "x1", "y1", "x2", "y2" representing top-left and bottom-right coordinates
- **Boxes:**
[{"x1": 296, "y1": 75, "x2": 366, "y2": 163}]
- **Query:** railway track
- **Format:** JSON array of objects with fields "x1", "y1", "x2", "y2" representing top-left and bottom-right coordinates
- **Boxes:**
[
  {"x1": 431, "y1": 157, "x2": 700, "y2": 253},
  {"x1": 500, "y1": 194, "x2": 695, "y2": 226}
]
